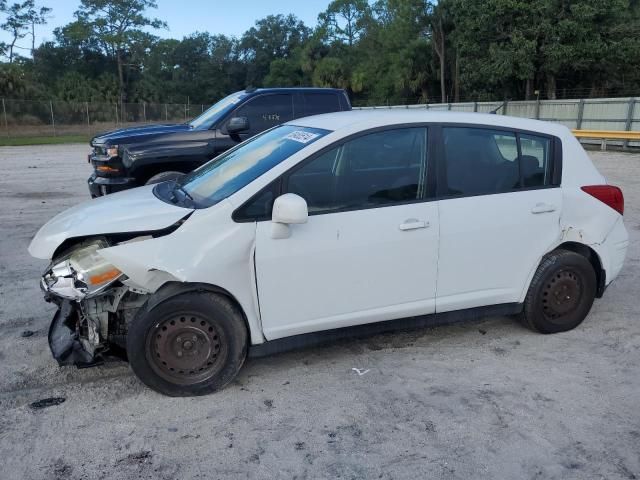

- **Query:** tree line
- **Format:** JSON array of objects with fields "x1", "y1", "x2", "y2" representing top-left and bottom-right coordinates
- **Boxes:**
[{"x1": 1, "y1": 0, "x2": 640, "y2": 106}]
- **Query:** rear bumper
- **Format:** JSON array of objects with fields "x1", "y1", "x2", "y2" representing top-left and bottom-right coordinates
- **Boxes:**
[
  {"x1": 597, "y1": 217, "x2": 629, "y2": 288},
  {"x1": 88, "y1": 173, "x2": 137, "y2": 197}
]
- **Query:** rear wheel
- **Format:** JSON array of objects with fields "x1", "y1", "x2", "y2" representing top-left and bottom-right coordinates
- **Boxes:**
[
  {"x1": 145, "y1": 171, "x2": 184, "y2": 185},
  {"x1": 127, "y1": 291, "x2": 247, "y2": 396},
  {"x1": 524, "y1": 249, "x2": 596, "y2": 334}
]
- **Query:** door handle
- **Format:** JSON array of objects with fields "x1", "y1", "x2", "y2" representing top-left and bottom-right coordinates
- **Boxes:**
[
  {"x1": 531, "y1": 203, "x2": 557, "y2": 214},
  {"x1": 399, "y1": 219, "x2": 429, "y2": 231}
]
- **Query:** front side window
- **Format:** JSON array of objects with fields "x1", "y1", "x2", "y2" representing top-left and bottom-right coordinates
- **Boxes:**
[
  {"x1": 189, "y1": 91, "x2": 247, "y2": 130},
  {"x1": 441, "y1": 127, "x2": 552, "y2": 197},
  {"x1": 233, "y1": 94, "x2": 294, "y2": 134},
  {"x1": 163, "y1": 125, "x2": 329, "y2": 208},
  {"x1": 285, "y1": 127, "x2": 428, "y2": 214}
]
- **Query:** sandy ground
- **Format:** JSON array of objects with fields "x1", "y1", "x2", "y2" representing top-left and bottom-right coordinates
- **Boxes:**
[{"x1": 0, "y1": 144, "x2": 638, "y2": 480}]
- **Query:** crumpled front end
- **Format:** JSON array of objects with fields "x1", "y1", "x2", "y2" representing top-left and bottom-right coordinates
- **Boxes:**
[
  {"x1": 48, "y1": 300, "x2": 97, "y2": 367},
  {"x1": 41, "y1": 240, "x2": 147, "y2": 367}
]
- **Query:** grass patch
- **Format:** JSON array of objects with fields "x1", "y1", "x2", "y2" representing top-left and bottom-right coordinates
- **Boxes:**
[{"x1": 0, "y1": 135, "x2": 89, "y2": 146}]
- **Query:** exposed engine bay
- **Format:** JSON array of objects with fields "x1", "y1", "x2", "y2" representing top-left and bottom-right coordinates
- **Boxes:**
[
  {"x1": 47, "y1": 288, "x2": 147, "y2": 366},
  {"x1": 42, "y1": 238, "x2": 149, "y2": 366}
]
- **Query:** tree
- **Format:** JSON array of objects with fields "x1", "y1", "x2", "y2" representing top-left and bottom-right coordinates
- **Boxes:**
[
  {"x1": 318, "y1": 0, "x2": 371, "y2": 46},
  {"x1": 23, "y1": 0, "x2": 51, "y2": 55},
  {"x1": 240, "y1": 14, "x2": 310, "y2": 86},
  {"x1": 2, "y1": 0, "x2": 640, "y2": 105},
  {"x1": 1, "y1": 1, "x2": 30, "y2": 63},
  {"x1": 72, "y1": 0, "x2": 166, "y2": 102},
  {"x1": 426, "y1": 0, "x2": 451, "y2": 103}
]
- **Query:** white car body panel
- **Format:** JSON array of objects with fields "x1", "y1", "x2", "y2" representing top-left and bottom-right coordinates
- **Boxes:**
[
  {"x1": 28, "y1": 185, "x2": 192, "y2": 259},
  {"x1": 436, "y1": 188, "x2": 562, "y2": 312},
  {"x1": 97, "y1": 201, "x2": 266, "y2": 345},
  {"x1": 29, "y1": 110, "x2": 629, "y2": 346},
  {"x1": 255, "y1": 203, "x2": 439, "y2": 340}
]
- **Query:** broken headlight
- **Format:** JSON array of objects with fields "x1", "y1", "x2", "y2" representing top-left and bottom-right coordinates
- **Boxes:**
[{"x1": 42, "y1": 240, "x2": 122, "y2": 301}]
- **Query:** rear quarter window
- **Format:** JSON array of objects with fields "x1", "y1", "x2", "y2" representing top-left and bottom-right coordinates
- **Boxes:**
[{"x1": 303, "y1": 93, "x2": 342, "y2": 116}]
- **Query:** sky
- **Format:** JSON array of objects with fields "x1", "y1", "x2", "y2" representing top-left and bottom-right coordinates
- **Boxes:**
[{"x1": 0, "y1": 0, "x2": 331, "y2": 53}]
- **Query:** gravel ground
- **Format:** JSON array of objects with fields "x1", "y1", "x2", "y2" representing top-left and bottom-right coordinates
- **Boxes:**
[{"x1": 0, "y1": 143, "x2": 638, "y2": 480}]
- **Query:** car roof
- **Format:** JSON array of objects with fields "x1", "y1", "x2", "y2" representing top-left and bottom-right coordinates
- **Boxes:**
[
  {"x1": 287, "y1": 109, "x2": 570, "y2": 137},
  {"x1": 247, "y1": 87, "x2": 346, "y2": 94}
]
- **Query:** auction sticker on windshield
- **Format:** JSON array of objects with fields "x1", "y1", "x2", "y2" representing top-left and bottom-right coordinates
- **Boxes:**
[{"x1": 284, "y1": 131, "x2": 320, "y2": 144}]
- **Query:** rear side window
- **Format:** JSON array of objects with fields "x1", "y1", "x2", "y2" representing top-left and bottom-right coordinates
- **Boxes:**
[
  {"x1": 233, "y1": 94, "x2": 293, "y2": 133},
  {"x1": 441, "y1": 127, "x2": 553, "y2": 197},
  {"x1": 303, "y1": 93, "x2": 341, "y2": 116}
]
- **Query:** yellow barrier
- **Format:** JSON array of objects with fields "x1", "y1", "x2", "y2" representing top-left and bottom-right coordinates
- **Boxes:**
[
  {"x1": 571, "y1": 129, "x2": 640, "y2": 150},
  {"x1": 572, "y1": 129, "x2": 640, "y2": 140}
]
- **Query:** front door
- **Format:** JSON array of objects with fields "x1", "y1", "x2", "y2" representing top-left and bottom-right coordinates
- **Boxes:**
[{"x1": 254, "y1": 127, "x2": 440, "y2": 340}]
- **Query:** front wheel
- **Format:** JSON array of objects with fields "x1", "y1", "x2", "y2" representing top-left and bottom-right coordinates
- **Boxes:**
[
  {"x1": 127, "y1": 291, "x2": 248, "y2": 396},
  {"x1": 524, "y1": 249, "x2": 596, "y2": 334}
]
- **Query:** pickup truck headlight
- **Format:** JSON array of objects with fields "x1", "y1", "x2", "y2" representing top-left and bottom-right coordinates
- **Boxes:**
[
  {"x1": 106, "y1": 145, "x2": 119, "y2": 158},
  {"x1": 42, "y1": 240, "x2": 122, "y2": 300}
]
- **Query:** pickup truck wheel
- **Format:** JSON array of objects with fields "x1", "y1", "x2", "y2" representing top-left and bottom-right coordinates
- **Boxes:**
[
  {"x1": 523, "y1": 250, "x2": 596, "y2": 334},
  {"x1": 127, "y1": 291, "x2": 248, "y2": 396},
  {"x1": 145, "y1": 171, "x2": 184, "y2": 185}
]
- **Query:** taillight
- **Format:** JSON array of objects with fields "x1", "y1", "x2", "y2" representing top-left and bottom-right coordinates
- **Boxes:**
[{"x1": 581, "y1": 185, "x2": 624, "y2": 215}]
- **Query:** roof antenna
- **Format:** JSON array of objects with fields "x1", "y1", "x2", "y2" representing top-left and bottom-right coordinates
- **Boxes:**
[{"x1": 490, "y1": 101, "x2": 507, "y2": 114}]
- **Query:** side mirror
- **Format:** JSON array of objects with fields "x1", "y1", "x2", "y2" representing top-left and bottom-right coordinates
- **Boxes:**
[
  {"x1": 227, "y1": 116, "x2": 250, "y2": 134},
  {"x1": 271, "y1": 193, "x2": 308, "y2": 239}
]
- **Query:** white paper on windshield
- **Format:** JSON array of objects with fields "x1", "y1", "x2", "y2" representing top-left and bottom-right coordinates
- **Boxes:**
[{"x1": 284, "y1": 131, "x2": 320, "y2": 144}]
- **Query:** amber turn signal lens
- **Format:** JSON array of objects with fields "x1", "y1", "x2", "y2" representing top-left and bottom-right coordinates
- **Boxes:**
[
  {"x1": 88, "y1": 268, "x2": 121, "y2": 286},
  {"x1": 96, "y1": 165, "x2": 120, "y2": 173}
]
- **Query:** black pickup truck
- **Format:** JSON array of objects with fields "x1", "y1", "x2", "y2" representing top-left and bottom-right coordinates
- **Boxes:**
[{"x1": 87, "y1": 87, "x2": 351, "y2": 197}]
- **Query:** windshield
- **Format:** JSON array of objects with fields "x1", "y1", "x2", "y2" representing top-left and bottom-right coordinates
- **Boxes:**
[
  {"x1": 159, "y1": 125, "x2": 330, "y2": 208},
  {"x1": 188, "y1": 91, "x2": 247, "y2": 130}
]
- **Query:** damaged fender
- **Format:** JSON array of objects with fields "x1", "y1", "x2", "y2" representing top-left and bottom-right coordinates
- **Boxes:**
[{"x1": 97, "y1": 201, "x2": 266, "y2": 345}]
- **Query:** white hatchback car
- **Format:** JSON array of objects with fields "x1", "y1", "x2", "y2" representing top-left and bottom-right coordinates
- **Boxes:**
[{"x1": 30, "y1": 110, "x2": 628, "y2": 396}]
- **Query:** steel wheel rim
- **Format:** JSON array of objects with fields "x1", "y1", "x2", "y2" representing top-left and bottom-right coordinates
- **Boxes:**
[
  {"x1": 146, "y1": 312, "x2": 227, "y2": 385},
  {"x1": 542, "y1": 269, "x2": 582, "y2": 321}
]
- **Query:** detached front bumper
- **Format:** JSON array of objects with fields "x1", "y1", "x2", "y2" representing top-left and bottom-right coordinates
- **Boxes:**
[
  {"x1": 48, "y1": 300, "x2": 101, "y2": 367},
  {"x1": 88, "y1": 173, "x2": 137, "y2": 198}
]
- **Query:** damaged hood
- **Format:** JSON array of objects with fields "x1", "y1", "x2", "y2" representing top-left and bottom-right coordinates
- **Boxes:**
[{"x1": 29, "y1": 185, "x2": 193, "y2": 260}]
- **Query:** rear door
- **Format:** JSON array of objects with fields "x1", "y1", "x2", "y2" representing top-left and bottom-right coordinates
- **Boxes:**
[
  {"x1": 434, "y1": 125, "x2": 562, "y2": 312},
  {"x1": 253, "y1": 126, "x2": 439, "y2": 340}
]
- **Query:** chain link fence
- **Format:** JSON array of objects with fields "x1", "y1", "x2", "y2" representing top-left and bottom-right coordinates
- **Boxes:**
[
  {"x1": 0, "y1": 99, "x2": 211, "y2": 138},
  {"x1": 0, "y1": 96, "x2": 638, "y2": 140}
]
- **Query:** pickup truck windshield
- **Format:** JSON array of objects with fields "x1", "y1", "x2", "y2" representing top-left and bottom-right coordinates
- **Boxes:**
[
  {"x1": 188, "y1": 92, "x2": 247, "y2": 130},
  {"x1": 162, "y1": 125, "x2": 330, "y2": 208}
]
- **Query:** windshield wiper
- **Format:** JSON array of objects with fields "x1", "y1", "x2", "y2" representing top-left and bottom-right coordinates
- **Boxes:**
[
  {"x1": 169, "y1": 181, "x2": 195, "y2": 206},
  {"x1": 177, "y1": 185, "x2": 194, "y2": 202}
]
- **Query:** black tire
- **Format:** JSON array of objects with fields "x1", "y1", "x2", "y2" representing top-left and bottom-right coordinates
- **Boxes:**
[
  {"x1": 145, "y1": 171, "x2": 184, "y2": 185},
  {"x1": 126, "y1": 291, "x2": 248, "y2": 396},
  {"x1": 524, "y1": 249, "x2": 596, "y2": 334}
]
